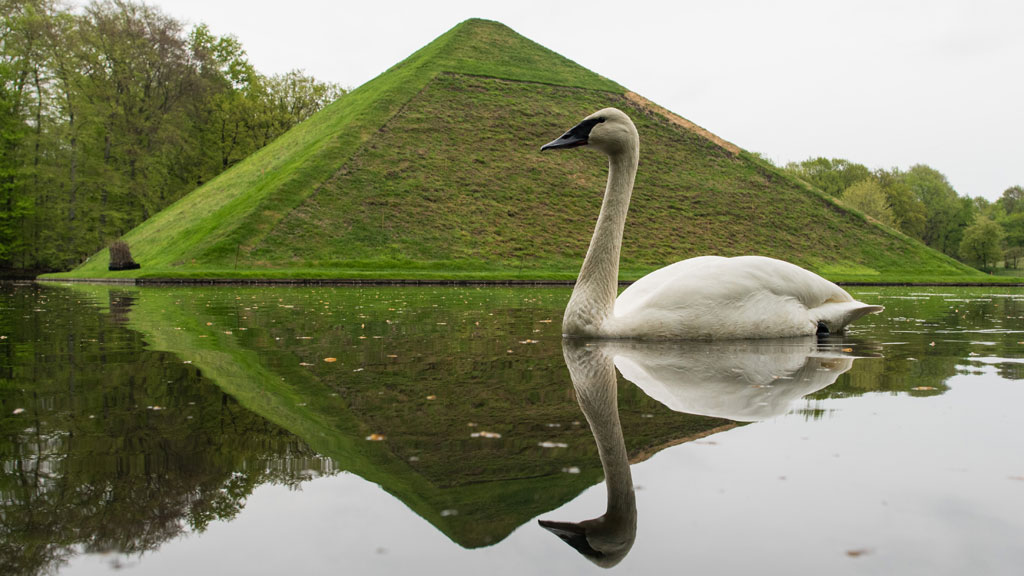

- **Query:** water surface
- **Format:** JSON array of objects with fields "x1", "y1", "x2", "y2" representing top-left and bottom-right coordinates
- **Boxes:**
[{"x1": 1, "y1": 283, "x2": 1022, "y2": 575}]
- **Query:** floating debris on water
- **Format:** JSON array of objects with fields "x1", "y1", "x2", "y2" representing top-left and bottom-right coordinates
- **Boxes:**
[
  {"x1": 562, "y1": 466, "x2": 580, "y2": 474},
  {"x1": 12, "y1": 408, "x2": 25, "y2": 415},
  {"x1": 440, "y1": 509, "x2": 458, "y2": 517},
  {"x1": 323, "y1": 357, "x2": 337, "y2": 363},
  {"x1": 538, "y1": 441, "x2": 568, "y2": 448},
  {"x1": 471, "y1": 431, "x2": 502, "y2": 439},
  {"x1": 365, "y1": 433, "x2": 386, "y2": 441},
  {"x1": 846, "y1": 548, "x2": 872, "y2": 558}
]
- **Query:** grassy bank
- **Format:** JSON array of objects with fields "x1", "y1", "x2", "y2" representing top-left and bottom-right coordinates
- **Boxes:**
[{"x1": 45, "y1": 19, "x2": 992, "y2": 284}]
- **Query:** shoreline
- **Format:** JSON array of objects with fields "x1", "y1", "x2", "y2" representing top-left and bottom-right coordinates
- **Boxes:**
[{"x1": 31, "y1": 277, "x2": 1024, "y2": 288}]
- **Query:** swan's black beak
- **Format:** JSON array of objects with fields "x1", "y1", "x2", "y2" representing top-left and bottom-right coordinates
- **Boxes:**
[
  {"x1": 541, "y1": 117, "x2": 605, "y2": 151},
  {"x1": 538, "y1": 520, "x2": 603, "y2": 559},
  {"x1": 541, "y1": 131, "x2": 588, "y2": 151}
]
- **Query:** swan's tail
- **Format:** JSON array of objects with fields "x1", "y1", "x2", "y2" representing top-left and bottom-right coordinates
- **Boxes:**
[{"x1": 815, "y1": 301, "x2": 884, "y2": 333}]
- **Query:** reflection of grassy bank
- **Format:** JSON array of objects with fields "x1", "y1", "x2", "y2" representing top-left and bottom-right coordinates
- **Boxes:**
[{"x1": 62, "y1": 283, "x2": 731, "y2": 548}]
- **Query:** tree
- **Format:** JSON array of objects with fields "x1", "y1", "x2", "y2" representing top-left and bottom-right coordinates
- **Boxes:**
[
  {"x1": 998, "y1": 185, "x2": 1024, "y2": 215},
  {"x1": 959, "y1": 218, "x2": 1004, "y2": 271},
  {"x1": 904, "y1": 164, "x2": 973, "y2": 257},
  {"x1": 783, "y1": 157, "x2": 871, "y2": 197},
  {"x1": 0, "y1": 0, "x2": 344, "y2": 273},
  {"x1": 875, "y1": 168, "x2": 926, "y2": 240},
  {"x1": 841, "y1": 179, "x2": 895, "y2": 227}
]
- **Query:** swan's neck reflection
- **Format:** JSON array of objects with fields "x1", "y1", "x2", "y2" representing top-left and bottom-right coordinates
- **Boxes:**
[{"x1": 540, "y1": 341, "x2": 636, "y2": 568}]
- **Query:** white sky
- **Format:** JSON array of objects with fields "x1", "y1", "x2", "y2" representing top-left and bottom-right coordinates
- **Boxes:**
[{"x1": 147, "y1": 0, "x2": 1023, "y2": 200}]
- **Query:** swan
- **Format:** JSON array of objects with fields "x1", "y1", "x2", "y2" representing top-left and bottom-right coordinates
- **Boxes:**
[{"x1": 541, "y1": 108, "x2": 883, "y2": 340}]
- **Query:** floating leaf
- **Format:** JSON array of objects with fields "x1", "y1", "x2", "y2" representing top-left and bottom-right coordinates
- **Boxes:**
[
  {"x1": 365, "y1": 433, "x2": 386, "y2": 441},
  {"x1": 12, "y1": 408, "x2": 25, "y2": 415},
  {"x1": 471, "y1": 431, "x2": 502, "y2": 439},
  {"x1": 426, "y1": 395, "x2": 437, "y2": 400},
  {"x1": 911, "y1": 386, "x2": 937, "y2": 391},
  {"x1": 846, "y1": 549, "x2": 872, "y2": 558},
  {"x1": 324, "y1": 357, "x2": 338, "y2": 363},
  {"x1": 538, "y1": 441, "x2": 568, "y2": 448}
]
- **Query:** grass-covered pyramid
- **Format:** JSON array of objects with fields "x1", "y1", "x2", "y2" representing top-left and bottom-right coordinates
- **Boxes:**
[{"x1": 52, "y1": 19, "x2": 982, "y2": 282}]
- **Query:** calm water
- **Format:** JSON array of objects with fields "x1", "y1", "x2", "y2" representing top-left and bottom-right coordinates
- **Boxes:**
[{"x1": 1, "y1": 282, "x2": 1022, "y2": 575}]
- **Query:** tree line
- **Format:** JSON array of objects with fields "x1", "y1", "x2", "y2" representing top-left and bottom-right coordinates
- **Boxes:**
[
  {"x1": 1, "y1": 0, "x2": 343, "y2": 274},
  {"x1": 783, "y1": 157, "x2": 1022, "y2": 272}
]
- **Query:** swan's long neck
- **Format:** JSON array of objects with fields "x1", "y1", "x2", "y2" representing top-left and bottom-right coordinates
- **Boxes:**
[
  {"x1": 564, "y1": 344, "x2": 636, "y2": 521},
  {"x1": 564, "y1": 145, "x2": 639, "y2": 336}
]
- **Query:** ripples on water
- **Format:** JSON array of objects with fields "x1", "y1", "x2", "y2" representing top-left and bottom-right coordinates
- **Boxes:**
[{"x1": 1, "y1": 283, "x2": 1022, "y2": 575}]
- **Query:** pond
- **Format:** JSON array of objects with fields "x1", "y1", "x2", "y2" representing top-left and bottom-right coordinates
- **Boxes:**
[{"x1": 1, "y1": 282, "x2": 1022, "y2": 575}]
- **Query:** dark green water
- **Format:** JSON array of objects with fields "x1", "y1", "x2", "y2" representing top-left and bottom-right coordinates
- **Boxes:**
[{"x1": 1, "y1": 283, "x2": 1022, "y2": 575}]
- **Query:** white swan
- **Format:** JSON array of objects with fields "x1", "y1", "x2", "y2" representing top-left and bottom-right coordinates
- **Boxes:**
[{"x1": 541, "y1": 108, "x2": 883, "y2": 340}]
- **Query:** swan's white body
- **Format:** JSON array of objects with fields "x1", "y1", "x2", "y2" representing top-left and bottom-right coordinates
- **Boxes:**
[{"x1": 543, "y1": 108, "x2": 882, "y2": 340}]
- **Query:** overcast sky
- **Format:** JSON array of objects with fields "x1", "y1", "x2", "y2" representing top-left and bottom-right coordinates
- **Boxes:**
[{"x1": 147, "y1": 0, "x2": 1023, "y2": 201}]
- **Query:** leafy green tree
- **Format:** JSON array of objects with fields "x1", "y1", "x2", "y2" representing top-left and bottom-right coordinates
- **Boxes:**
[
  {"x1": 1004, "y1": 246, "x2": 1024, "y2": 269},
  {"x1": 959, "y1": 217, "x2": 1004, "y2": 271},
  {"x1": 783, "y1": 157, "x2": 871, "y2": 197},
  {"x1": 0, "y1": 0, "x2": 344, "y2": 274},
  {"x1": 874, "y1": 168, "x2": 926, "y2": 240},
  {"x1": 1000, "y1": 212, "x2": 1024, "y2": 250},
  {"x1": 998, "y1": 185, "x2": 1024, "y2": 215},
  {"x1": 904, "y1": 164, "x2": 973, "y2": 256},
  {"x1": 841, "y1": 179, "x2": 896, "y2": 227}
]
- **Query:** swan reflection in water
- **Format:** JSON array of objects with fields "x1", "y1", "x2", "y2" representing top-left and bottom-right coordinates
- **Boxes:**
[{"x1": 540, "y1": 337, "x2": 867, "y2": 567}]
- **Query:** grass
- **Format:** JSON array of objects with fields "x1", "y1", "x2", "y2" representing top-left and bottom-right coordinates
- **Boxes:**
[{"x1": 44, "y1": 19, "x2": 996, "y2": 285}]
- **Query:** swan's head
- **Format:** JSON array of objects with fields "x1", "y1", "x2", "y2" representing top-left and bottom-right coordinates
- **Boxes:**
[
  {"x1": 541, "y1": 108, "x2": 638, "y2": 156},
  {"x1": 538, "y1": 516, "x2": 636, "y2": 568}
]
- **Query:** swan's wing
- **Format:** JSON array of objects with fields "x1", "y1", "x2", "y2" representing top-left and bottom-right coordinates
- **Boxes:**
[
  {"x1": 614, "y1": 256, "x2": 882, "y2": 337},
  {"x1": 617, "y1": 256, "x2": 848, "y2": 315},
  {"x1": 614, "y1": 256, "x2": 731, "y2": 318}
]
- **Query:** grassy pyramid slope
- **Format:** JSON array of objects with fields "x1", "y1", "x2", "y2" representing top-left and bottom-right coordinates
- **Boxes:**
[{"x1": 52, "y1": 19, "x2": 985, "y2": 283}]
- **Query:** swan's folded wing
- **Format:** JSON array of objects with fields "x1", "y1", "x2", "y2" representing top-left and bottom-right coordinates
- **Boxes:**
[{"x1": 615, "y1": 255, "x2": 851, "y2": 317}]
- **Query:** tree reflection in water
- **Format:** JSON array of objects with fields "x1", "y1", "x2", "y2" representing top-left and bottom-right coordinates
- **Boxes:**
[{"x1": 0, "y1": 285, "x2": 334, "y2": 576}]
